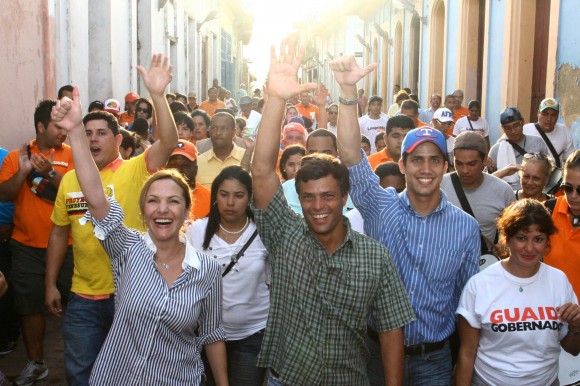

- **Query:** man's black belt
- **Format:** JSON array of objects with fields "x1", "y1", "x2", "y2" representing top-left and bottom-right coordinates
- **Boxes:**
[
  {"x1": 367, "y1": 328, "x2": 447, "y2": 356},
  {"x1": 404, "y1": 339, "x2": 447, "y2": 356}
]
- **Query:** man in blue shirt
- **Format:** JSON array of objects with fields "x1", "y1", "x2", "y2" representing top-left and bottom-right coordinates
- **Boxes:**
[{"x1": 330, "y1": 55, "x2": 480, "y2": 385}]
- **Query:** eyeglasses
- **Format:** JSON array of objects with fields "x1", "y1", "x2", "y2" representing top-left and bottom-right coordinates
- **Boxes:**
[
  {"x1": 502, "y1": 121, "x2": 522, "y2": 132},
  {"x1": 523, "y1": 153, "x2": 548, "y2": 160},
  {"x1": 562, "y1": 184, "x2": 580, "y2": 196},
  {"x1": 136, "y1": 107, "x2": 151, "y2": 113},
  {"x1": 436, "y1": 120, "x2": 453, "y2": 127}
]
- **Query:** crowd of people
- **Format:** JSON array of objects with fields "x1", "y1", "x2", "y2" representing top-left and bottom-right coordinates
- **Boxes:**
[{"x1": 0, "y1": 36, "x2": 579, "y2": 386}]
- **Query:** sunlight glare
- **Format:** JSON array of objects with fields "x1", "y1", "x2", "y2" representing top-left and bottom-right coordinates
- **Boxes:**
[{"x1": 241, "y1": 0, "x2": 337, "y2": 87}]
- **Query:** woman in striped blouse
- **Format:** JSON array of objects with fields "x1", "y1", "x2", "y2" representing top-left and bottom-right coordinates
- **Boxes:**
[{"x1": 51, "y1": 60, "x2": 229, "y2": 385}]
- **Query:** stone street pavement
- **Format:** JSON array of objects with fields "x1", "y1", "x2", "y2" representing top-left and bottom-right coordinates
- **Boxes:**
[{"x1": 0, "y1": 314, "x2": 66, "y2": 385}]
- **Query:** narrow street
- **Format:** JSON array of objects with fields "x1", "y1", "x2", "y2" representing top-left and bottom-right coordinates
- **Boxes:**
[{"x1": 0, "y1": 315, "x2": 65, "y2": 386}]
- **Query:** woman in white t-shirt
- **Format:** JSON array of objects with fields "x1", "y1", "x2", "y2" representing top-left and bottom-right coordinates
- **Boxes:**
[
  {"x1": 453, "y1": 100, "x2": 490, "y2": 150},
  {"x1": 456, "y1": 199, "x2": 580, "y2": 386},
  {"x1": 187, "y1": 166, "x2": 270, "y2": 386}
]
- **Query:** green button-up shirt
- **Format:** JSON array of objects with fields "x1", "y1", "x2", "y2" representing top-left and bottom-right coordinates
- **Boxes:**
[{"x1": 252, "y1": 188, "x2": 415, "y2": 385}]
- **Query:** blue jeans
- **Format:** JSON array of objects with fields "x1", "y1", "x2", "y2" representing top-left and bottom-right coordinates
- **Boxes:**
[
  {"x1": 267, "y1": 370, "x2": 286, "y2": 386},
  {"x1": 63, "y1": 293, "x2": 115, "y2": 386},
  {"x1": 367, "y1": 335, "x2": 452, "y2": 386},
  {"x1": 404, "y1": 341, "x2": 452, "y2": 386}
]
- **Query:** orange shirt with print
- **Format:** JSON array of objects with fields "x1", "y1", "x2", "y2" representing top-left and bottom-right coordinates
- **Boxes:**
[
  {"x1": 190, "y1": 182, "x2": 211, "y2": 221},
  {"x1": 199, "y1": 99, "x2": 227, "y2": 117},
  {"x1": 544, "y1": 196, "x2": 580, "y2": 298},
  {"x1": 295, "y1": 103, "x2": 320, "y2": 122},
  {"x1": 0, "y1": 140, "x2": 74, "y2": 248},
  {"x1": 118, "y1": 112, "x2": 135, "y2": 127},
  {"x1": 368, "y1": 149, "x2": 394, "y2": 171}
]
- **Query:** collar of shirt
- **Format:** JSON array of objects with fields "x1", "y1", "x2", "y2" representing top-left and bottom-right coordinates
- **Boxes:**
[
  {"x1": 399, "y1": 189, "x2": 448, "y2": 217},
  {"x1": 207, "y1": 144, "x2": 244, "y2": 162},
  {"x1": 142, "y1": 232, "x2": 201, "y2": 270},
  {"x1": 101, "y1": 156, "x2": 125, "y2": 172}
]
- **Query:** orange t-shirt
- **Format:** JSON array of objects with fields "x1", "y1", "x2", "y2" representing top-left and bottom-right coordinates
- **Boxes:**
[
  {"x1": 417, "y1": 119, "x2": 429, "y2": 128},
  {"x1": 118, "y1": 112, "x2": 135, "y2": 127},
  {"x1": 295, "y1": 103, "x2": 320, "y2": 123},
  {"x1": 368, "y1": 149, "x2": 394, "y2": 170},
  {"x1": 544, "y1": 196, "x2": 580, "y2": 298},
  {"x1": 453, "y1": 106, "x2": 469, "y2": 122},
  {"x1": 0, "y1": 140, "x2": 74, "y2": 248},
  {"x1": 199, "y1": 99, "x2": 227, "y2": 117},
  {"x1": 189, "y1": 182, "x2": 211, "y2": 221}
]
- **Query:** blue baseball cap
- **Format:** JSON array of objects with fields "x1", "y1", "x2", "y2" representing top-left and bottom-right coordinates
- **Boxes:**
[
  {"x1": 401, "y1": 126, "x2": 448, "y2": 159},
  {"x1": 499, "y1": 107, "x2": 523, "y2": 125}
]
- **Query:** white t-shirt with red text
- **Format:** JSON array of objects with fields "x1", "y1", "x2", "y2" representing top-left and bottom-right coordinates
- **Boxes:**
[{"x1": 457, "y1": 262, "x2": 576, "y2": 386}]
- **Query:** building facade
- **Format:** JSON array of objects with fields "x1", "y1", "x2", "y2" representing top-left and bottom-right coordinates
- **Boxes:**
[
  {"x1": 309, "y1": 0, "x2": 580, "y2": 146},
  {"x1": 0, "y1": 0, "x2": 252, "y2": 151}
]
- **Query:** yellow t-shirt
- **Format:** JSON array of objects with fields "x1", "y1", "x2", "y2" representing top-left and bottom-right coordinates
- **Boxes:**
[
  {"x1": 51, "y1": 154, "x2": 150, "y2": 295},
  {"x1": 196, "y1": 145, "x2": 245, "y2": 189}
]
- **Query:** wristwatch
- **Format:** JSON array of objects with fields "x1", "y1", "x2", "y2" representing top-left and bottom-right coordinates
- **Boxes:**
[
  {"x1": 48, "y1": 169, "x2": 57, "y2": 179},
  {"x1": 338, "y1": 96, "x2": 358, "y2": 106}
]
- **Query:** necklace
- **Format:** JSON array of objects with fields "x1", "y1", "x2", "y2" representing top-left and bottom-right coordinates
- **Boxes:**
[
  {"x1": 501, "y1": 260, "x2": 541, "y2": 292},
  {"x1": 155, "y1": 259, "x2": 171, "y2": 270},
  {"x1": 219, "y1": 217, "x2": 249, "y2": 235}
]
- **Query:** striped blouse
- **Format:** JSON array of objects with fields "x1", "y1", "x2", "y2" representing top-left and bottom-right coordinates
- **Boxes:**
[
  {"x1": 349, "y1": 153, "x2": 481, "y2": 346},
  {"x1": 86, "y1": 200, "x2": 225, "y2": 386}
]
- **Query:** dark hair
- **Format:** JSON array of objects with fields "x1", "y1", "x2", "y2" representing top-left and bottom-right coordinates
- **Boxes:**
[
  {"x1": 295, "y1": 154, "x2": 350, "y2": 197},
  {"x1": 119, "y1": 128, "x2": 137, "y2": 157},
  {"x1": 212, "y1": 111, "x2": 236, "y2": 129},
  {"x1": 444, "y1": 94, "x2": 456, "y2": 103},
  {"x1": 235, "y1": 117, "x2": 246, "y2": 131},
  {"x1": 361, "y1": 134, "x2": 371, "y2": 147},
  {"x1": 403, "y1": 87, "x2": 412, "y2": 94},
  {"x1": 170, "y1": 101, "x2": 188, "y2": 114},
  {"x1": 564, "y1": 150, "x2": 580, "y2": 178},
  {"x1": 400, "y1": 99, "x2": 419, "y2": 114},
  {"x1": 468, "y1": 100, "x2": 481, "y2": 110},
  {"x1": 165, "y1": 93, "x2": 176, "y2": 100},
  {"x1": 258, "y1": 98, "x2": 265, "y2": 110},
  {"x1": 497, "y1": 199, "x2": 557, "y2": 255},
  {"x1": 306, "y1": 129, "x2": 337, "y2": 152},
  {"x1": 191, "y1": 109, "x2": 211, "y2": 128},
  {"x1": 135, "y1": 98, "x2": 153, "y2": 119},
  {"x1": 375, "y1": 132, "x2": 385, "y2": 144},
  {"x1": 82, "y1": 111, "x2": 120, "y2": 135},
  {"x1": 279, "y1": 145, "x2": 306, "y2": 181},
  {"x1": 133, "y1": 118, "x2": 150, "y2": 139},
  {"x1": 175, "y1": 92, "x2": 187, "y2": 101},
  {"x1": 386, "y1": 115, "x2": 415, "y2": 135},
  {"x1": 375, "y1": 161, "x2": 404, "y2": 180},
  {"x1": 88, "y1": 100, "x2": 104, "y2": 112},
  {"x1": 409, "y1": 94, "x2": 419, "y2": 103},
  {"x1": 208, "y1": 87, "x2": 218, "y2": 94},
  {"x1": 203, "y1": 166, "x2": 254, "y2": 250},
  {"x1": 57, "y1": 85, "x2": 73, "y2": 99},
  {"x1": 174, "y1": 111, "x2": 194, "y2": 130},
  {"x1": 34, "y1": 100, "x2": 57, "y2": 133}
]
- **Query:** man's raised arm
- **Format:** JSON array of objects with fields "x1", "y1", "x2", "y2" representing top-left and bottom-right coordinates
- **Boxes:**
[
  {"x1": 139, "y1": 54, "x2": 178, "y2": 171},
  {"x1": 329, "y1": 56, "x2": 376, "y2": 166},
  {"x1": 251, "y1": 37, "x2": 315, "y2": 209}
]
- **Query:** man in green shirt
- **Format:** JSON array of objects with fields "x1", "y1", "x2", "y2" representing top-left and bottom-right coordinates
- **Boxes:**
[{"x1": 250, "y1": 37, "x2": 415, "y2": 386}]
